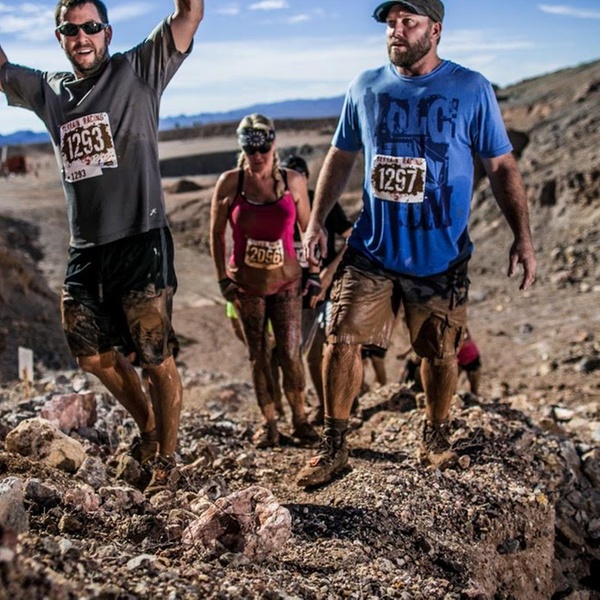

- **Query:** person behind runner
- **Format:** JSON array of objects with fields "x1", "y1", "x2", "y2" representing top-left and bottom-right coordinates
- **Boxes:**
[
  {"x1": 456, "y1": 327, "x2": 482, "y2": 396},
  {"x1": 296, "y1": 0, "x2": 537, "y2": 487},
  {"x1": 0, "y1": 0, "x2": 204, "y2": 494},
  {"x1": 210, "y1": 114, "x2": 320, "y2": 448},
  {"x1": 280, "y1": 154, "x2": 354, "y2": 426}
]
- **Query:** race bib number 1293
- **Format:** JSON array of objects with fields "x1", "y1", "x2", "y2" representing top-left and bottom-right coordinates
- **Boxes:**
[{"x1": 60, "y1": 112, "x2": 118, "y2": 183}]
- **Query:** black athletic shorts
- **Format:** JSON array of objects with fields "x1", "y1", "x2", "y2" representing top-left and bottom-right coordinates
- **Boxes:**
[{"x1": 61, "y1": 227, "x2": 178, "y2": 366}]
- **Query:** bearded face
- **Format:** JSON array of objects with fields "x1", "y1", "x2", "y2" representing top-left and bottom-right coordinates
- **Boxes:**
[
  {"x1": 56, "y1": 3, "x2": 112, "y2": 79},
  {"x1": 387, "y1": 22, "x2": 434, "y2": 69}
]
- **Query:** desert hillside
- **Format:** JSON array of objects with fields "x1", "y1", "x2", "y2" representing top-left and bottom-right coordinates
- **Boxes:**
[{"x1": 0, "y1": 59, "x2": 598, "y2": 599}]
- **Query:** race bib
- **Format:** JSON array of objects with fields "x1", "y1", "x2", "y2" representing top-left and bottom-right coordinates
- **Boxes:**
[
  {"x1": 59, "y1": 112, "x2": 118, "y2": 183},
  {"x1": 245, "y1": 238, "x2": 284, "y2": 270},
  {"x1": 370, "y1": 154, "x2": 426, "y2": 203},
  {"x1": 294, "y1": 240, "x2": 309, "y2": 268}
]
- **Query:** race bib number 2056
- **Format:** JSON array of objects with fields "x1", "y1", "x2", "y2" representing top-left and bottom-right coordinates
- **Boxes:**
[
  {"x1": 245, "y1": 238, "x2": 284, "y2": 270},
  {"x1": 370, "y1": 154, "x2": 426, "y2": 203},
  {"x1": 60, "y1": 112, "x2": 118, "y2": 183}
]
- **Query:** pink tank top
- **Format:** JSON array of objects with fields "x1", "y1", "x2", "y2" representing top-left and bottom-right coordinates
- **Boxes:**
[{"x1": 227, "y1": 170, "x2": 301, "y2": 295}]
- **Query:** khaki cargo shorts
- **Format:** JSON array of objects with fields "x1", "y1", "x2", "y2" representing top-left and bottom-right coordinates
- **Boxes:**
[{"x1": 328, "y1": 248, "x2": 469, "y2": 365}]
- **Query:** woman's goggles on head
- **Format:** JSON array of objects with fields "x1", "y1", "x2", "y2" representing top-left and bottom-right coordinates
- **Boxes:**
[
  {"x1": 238, "y1": 127, "x2": 275, "y2": 156},
  {"x1": 56, "y1": 21, "x2": 108, "y2": 37}
]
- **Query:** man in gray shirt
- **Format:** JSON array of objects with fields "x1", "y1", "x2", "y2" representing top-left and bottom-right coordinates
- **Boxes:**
[{"x1": 0, "y1": 0, "x2": 204, "y2": 494}]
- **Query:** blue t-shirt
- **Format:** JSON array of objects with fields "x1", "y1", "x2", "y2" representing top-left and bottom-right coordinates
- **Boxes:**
[{"x1": 333, "y1": 60, "x2": 512, "y2": 277}]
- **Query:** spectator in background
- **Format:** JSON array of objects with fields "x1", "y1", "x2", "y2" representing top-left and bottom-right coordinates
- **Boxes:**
[{"x1": 456, "y1": 328, "x2": 482, "y2": 396}]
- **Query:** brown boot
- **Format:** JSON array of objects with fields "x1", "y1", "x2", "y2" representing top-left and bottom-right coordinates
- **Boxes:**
[
  {"x1": 420, "y1": 420, "x2": 458, "y2": 470},
  {"x1": 296, "y1": 419, "x2": 349, "y2": 487}
]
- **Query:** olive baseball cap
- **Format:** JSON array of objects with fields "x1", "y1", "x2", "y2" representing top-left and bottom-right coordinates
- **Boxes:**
[{"x1": 373, "y1": 0, "x2": 445, "y2": 23}]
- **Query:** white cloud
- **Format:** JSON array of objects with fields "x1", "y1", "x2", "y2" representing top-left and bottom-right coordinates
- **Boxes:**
[
  {"x1": 538, "y1": 3, "x2": 600, "y2": 19},
  {"x1": 215, "y1": 5, "x2": 241, "y2": 16},
  {"x1": 249, "y1": 1, "x2": 289, "y2": 11},
  {"x1": 287, "y1": 14, "x2": 311, "y2": 24}
]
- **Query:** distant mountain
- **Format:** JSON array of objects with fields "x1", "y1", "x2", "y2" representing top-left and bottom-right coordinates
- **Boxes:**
[
  {"x1": 0, "y1": 95, "x2": 346, "y2": 147},
  {"x1": 158, "y1": 96, "x2": 345, "y2": 131},
  {"x1": 0, "y1": 130, "x2": 50, "y2": 146}
]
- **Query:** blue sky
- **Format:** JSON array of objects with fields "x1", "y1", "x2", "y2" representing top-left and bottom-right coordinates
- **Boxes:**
[{"x1": 0, "y1": 0, "x2": 599, "y2": 134}]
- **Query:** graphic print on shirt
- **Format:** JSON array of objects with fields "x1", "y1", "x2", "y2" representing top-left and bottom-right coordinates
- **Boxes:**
[
  {"x1": 366, "y1": 89, "x2": 459, "y2": 231},
  {"x1": 60, "y1": 112, "x2": 118, "y2": 183}
]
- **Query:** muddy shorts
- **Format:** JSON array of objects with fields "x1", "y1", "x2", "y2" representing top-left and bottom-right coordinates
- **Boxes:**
[
  {"x1": 328, "y1": 248, "x2": 469, "y2": 365},
  {"x1": 61, "y1": 227, "x2": 178, "y2": 366}
]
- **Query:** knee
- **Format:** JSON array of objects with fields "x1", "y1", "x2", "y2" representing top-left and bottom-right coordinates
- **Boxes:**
[
  {"x1": 412, "y1": 316, "x2": 463, "y2": 365},
  {"x1": 77, "y1": 351, "x2": 112, "y2": 375}
]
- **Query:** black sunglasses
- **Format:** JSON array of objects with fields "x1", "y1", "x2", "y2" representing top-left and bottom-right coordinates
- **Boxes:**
[
  {"x1": 56, "y1": 21, "x2": 108, "y2": 37},
  {"x1": 242, "y1": 144, "x2": 272, "y2": 155}
]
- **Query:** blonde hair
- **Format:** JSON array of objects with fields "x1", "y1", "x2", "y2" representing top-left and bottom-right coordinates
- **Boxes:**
[{"x1": 236, "y1": 113, "x2": 284, "y2": 198}]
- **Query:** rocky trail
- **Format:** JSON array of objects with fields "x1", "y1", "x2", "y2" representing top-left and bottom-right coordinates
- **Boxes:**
[{"x1": 0, "y1": 59, "x2": 599, "y2": 598}]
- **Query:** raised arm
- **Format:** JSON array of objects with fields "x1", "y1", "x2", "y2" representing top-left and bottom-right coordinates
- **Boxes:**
[
  {"x1": 305, "y1": 146, "x2": 358, "y2": 265},
  {"x1": 0, "y1": 44, "x2": 8, "y2": 92},
  {"x1": 171, "y1": 0, "x2": 204, "y2": 53},
  {"x1": 482, "y1": 152, "x2": 537, "y2": 290}
]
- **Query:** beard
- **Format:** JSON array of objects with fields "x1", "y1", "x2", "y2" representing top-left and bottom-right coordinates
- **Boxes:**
[
  {"x1": 67, "y1": 42, "x2": 109, "y2": 78},
  {"x1": 387, "y1": 28, "x2": 433, "y2": 69}
]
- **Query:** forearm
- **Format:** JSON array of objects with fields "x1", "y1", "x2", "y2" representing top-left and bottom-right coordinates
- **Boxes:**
[
  {"x1": 210, "y1": 234, "x2": 228, "y2": 280},
  {"x1": 311, "y1": 147, "x2": 357, "y2": 226},
  {"x1": 171, "y1": 0, "x2": 204, "y2": 52},
  {"x1": 485, "y1": 154, "x2": 532, "y2": 242}
]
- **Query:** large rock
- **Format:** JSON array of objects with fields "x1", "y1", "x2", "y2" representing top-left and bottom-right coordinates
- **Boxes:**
[
  {"x1": 5, "y1": 417, "x2": 86, "y2": 472},
  {"x1": 183, "y1": 485, "x2": 291, "y2": 560},
  {"x1": 40, "y1": 392, "x2": 97, "y2": 433}
]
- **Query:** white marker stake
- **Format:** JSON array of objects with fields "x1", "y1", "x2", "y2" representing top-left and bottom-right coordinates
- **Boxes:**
[{"x1": 18, "y1": 346, "x2": 34, "y2": 396}]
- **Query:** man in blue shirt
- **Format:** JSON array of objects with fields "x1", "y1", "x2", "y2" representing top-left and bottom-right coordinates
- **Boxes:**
[{"x1": 296, "y1": 0, "x2": 536, "y2": 487}]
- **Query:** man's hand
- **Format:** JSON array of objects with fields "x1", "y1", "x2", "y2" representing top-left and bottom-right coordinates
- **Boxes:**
[
  {"x1": 218, "y1": 277, "x2": 239, "y2": 302},
  {"x1": 508, "y1": 238, "x2": 537, "y2": 290},
  {"x1": 303, "y1": 219, "x2": 327, "y2": 267}
]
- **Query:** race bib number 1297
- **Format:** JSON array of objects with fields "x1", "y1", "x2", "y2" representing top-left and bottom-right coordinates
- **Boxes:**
[
  {"x1": 370, "y1": 154, "x2": 426, "y2": 203},
  {"x1": 60, "y1": 112, "x2": 118, "y2": 183}
]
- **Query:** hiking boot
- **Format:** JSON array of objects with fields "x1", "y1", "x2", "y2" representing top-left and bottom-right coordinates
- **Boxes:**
[
  {"x1": 420, "y1": 420, "x2": 458, "y2": 470},
  {"x1": 144, "y1": 455, "x2": 180, "y2": 496},
  {"x1": 129, "y1": 434, "x2": 158, "y2": 465},
  {"x1": 292, "y1": 419, "x2": 320, "y2": 445},
  {"x1": 253, "y1": 421, "x2": 280, "y2": 449},
  {"x1": 296, "y1": 424, "x2": 349, "y2": 487}
]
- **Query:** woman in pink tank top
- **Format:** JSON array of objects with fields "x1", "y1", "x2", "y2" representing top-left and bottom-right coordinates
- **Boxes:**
[{"x1": 210, "y1": 114, "x2": 320, "y2": 449}]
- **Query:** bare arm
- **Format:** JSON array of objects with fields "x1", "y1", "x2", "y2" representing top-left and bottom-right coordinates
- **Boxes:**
[
  {"x1": 209, "y1": 171, "x2": 234, "y2": 281},
  {"x1": 482, "y1": 152, "x2": 537, "y2": 290},
  {"x1": 304, "y1": 146, "x2": 358, "y2": 266},
  {"x1": 287, "y1": 168, "x2": 311, "y2": 234},
  {"x1": 0, "y1": 44, "x2": 8, "y2": 92},
  {"x1": 171, "y1": 0, "x2": 204, "y2": 53}
]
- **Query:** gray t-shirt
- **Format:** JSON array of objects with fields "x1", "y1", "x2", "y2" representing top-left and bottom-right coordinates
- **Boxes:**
[{"x1": 1, "y1": 18, "x2": 191, "y2": 248}]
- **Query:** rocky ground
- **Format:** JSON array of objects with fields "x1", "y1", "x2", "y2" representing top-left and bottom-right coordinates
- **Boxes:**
[{"x1": 0, "y1": 60, "x2": 599, "y2": 598}]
